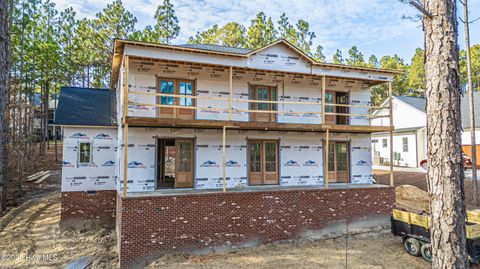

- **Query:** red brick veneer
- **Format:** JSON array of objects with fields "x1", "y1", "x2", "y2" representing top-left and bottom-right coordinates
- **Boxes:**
[
  {"x1": 117, "y1": 186, "x2": 395, "y2": 268},
  {"x1": 61, "y1": 190, "x2": 117, "y2": 228}
]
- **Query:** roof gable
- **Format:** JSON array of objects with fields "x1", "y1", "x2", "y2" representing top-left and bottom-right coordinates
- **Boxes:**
[{"x1": 246, "y1": 41, "x2": 312, "y2": 73}]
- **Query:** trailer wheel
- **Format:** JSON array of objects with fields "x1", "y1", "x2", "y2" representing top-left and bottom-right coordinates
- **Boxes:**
[
  {"x1": 404, "y1": 238, "x2": 421, "y2": 256},
  {"x1": 421, "y1": 243, "x2": 432, "y2": 262}
]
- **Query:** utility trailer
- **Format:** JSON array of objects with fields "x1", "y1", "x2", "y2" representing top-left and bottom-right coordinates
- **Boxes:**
[{"x1": 391, "y1": 209, "x2": 480, "y2": 263}]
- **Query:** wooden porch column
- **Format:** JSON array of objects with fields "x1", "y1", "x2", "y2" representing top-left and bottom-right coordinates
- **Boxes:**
[
  {"x1": 228, "y1": 66, "x2": 233, "y2": 121},
  {"x1": 325, "y1": 128, "x2": 329, "y2": 189},
  {"x1": 322, "y1": 75, "x2": 326, "y2": 124},
  {"x1": 388, "y1": 82, "x2": 394, "y2": 186},
  {"x1": 122, "y1": 56, "x2": 130, "y2": 198}
]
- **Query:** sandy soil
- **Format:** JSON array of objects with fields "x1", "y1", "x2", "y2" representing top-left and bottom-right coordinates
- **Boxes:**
[
  {"x1": 374, "y1": 169, "x2": 480, "y2": 209},
  {"x1": 0, "y1": 168, "x2": 470, "y2": 268},
  {"x1": 146, "y1": 233, "x2": 429, "y2": 269},
  {"x1": 0, "y1": 172, "x2": 117, "y2": 269}
]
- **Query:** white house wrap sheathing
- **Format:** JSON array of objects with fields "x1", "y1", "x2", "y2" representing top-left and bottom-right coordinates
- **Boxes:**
[
  {"x1": 61, "y1": 127, "x2": 118, "y2": 192},
  {"x1": 115, "y1": 128, "x2": 373, "y2": 194},
  {"x1": 127, "y1": 55, "x2": 371, "y2": 126}
]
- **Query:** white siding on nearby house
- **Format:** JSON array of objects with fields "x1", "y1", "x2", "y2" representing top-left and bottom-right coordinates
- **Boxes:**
[
  {"x1": 372, "y1": 132, "x2": 419, "y2": 167},
  {"x1": 371, "y1": 97, "x2": 426, "y2": 128}
]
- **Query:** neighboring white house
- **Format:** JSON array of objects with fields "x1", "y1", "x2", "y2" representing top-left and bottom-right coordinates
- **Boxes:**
[
  {"x1": 372, "y1": 92, "x2": 480, "y2": 168},
  {"x1": 371, "y1": 96, "x2": 427, "y2": 168}
]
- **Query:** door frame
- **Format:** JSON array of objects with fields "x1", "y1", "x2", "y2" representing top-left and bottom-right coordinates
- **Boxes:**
[
  {"x1": 324, "y1": 140, "x2": 350, "y2": 183},
  {"x1": 155, "y1": 137, "x2": 195, "y2": 189},
  {"x1": 247, "y1": 139, "x2": 280, "y2": 185},
  {"x1": 249, "y1": 85, "x2": 277, "y2": 123},
  {"x1": 156, "y1": 77, "x2": 196, "y2": 119}
]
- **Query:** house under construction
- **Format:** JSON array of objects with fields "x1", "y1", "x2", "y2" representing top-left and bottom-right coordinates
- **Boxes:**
[{"x1": 55, "y1": 39, "x2": 399, "y2": 268}]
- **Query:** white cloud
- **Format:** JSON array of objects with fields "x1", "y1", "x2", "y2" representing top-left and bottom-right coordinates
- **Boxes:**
[{"x1": 50, "y1": 0, "x2": 479, "y2": 62}]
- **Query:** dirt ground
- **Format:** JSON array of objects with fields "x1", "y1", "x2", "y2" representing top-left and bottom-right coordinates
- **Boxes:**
[
  {"x1": 0, "y1": 175, "x2": 117, "y2": 269},
  {"x1": 146, "y1": 234, "x2": 429, "y2": 269},
  {"x1": 374, "y1": 169, "x2": 480, "y2": 209},
  {"x1": 0, "y1": 166, "x2": 472, "y2": 268}
]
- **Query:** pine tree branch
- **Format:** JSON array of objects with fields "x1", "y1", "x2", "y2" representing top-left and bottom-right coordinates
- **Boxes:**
[{"x1": 408, "y1": 0, "x2": 433, "y2": 18}]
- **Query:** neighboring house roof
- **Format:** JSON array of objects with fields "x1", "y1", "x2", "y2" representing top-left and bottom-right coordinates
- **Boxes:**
[
  {"x1": 395, "y1": 96, "x2": 426, "y2": 113},
  {"x1": 178, "y1": 44, "x2": 253, "y2": 55},
  {"x1": 372, "y1": 126, "x2": 425, "y2": 135},
  {"x1": 55, "y1": 87, "x2": 116, "y2": 126},
  {"x1": 461, "y1": 91, "x2": 480, "y2": 129}
]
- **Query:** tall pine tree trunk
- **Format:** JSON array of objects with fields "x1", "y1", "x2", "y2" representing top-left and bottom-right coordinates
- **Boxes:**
[
  {"x1": 424, "y1": 0, "x2": 468, "y2": 267},
  {"x1": 0, "y1": 0, "x2": 8, "y2": 213}
]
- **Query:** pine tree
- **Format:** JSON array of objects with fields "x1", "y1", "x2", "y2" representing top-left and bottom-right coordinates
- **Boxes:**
[
  {"x1": 332, "y1": 49, "x2": 344, "y2": 64},
  {"x1": 152, "y1": 0, "x2": 180, "y2": 44},
  {"x1": 247, "y1": 12, "x2": 277, "y2": 49}
]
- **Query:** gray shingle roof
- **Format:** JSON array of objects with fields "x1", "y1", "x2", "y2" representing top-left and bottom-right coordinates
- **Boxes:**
[
  {"x1": 178, "y1": 44, "x2": 253, "y2": 55},
  {"x1": 55, "y1": 87, "x2": 116, "y2": 126},
  {"x1": 461, "y1": 91, "x2": 480, "y2": 129},
  {"x1": 395, "y1": 96, "x2": 426, "y2": 113}
]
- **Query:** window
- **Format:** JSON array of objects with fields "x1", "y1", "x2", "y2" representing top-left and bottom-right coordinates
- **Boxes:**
[
  {"x1": 79, "y1": 142, "x2": 92, "y2": 163},
  {"x1": 156, "y1": 78, "x2": 195, "y2": 120},
  {"x1": 383, "y1": 139, "x2": 387, "y2": 148},
  {"x1": 249, "y1": 85, "x2": 277, "y2": 123},
  {"x1": 403, "y1": 137, "x2": 408, "y2": 152}
]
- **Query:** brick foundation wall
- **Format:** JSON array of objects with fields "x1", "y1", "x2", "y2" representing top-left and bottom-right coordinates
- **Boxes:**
[
  {"x1": 117, "y1": 186, "x2": 395, "y2": 268},
  {"x1": 61, "y1": 190, "x2": 117, "y2": 228}
]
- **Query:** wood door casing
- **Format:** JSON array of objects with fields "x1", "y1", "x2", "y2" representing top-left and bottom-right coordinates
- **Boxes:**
[
  {"x1": 324, "y1": 91, "x2": 349, "y2": 125},
  {"x1": 156, "y1": 78, "x2": 195, "y2": 120},
  {"x1": 326, "y1": 141, "x2": 350, "y2": 183},
  {"x1": 250, "y1": 85, "x2": 277, "y2": 123},
  {"x1": 248, "y1": 140, "x2": 279, "y2": 185}
]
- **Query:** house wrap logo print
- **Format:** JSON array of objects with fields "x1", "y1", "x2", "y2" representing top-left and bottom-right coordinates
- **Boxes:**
[
  {"x1": 70, "y1": 132, "x2": 88, "y2": 139},
  {"x1": 225, "y1": 160, "x2": 241, "y2": 167},
  {"x1": 94, "y1": 133, "x2": 113, "y2": 140},
  {"x1": 303, "y1": 160, "x2": 319, "y2": 167},
  {"x1": 200, "y1": 160, "x2": 219, "y2": 168},
  {"x1": 62, "y1": 161, "x2": 75, "y2": 168},
  {"x1": 128, "y1": 161, "x2": 147, "y2": 169},
  {"x1": 102, "y1": 160, "x2": 115, "y2": 167},
  {"x1": 284, "y1": 160, "x2": 300, "y2": 167}
]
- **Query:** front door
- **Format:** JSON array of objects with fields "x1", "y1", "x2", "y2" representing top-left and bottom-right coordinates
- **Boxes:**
[
  {"x1": 248, "y1": 140, "x2": 279, "y2": 185},
  {"x1": 327, "y1": 141, "x2": 350, "y2": 183},
  {"x1": 250, "y1": 85, "x2": 277, "y2": 123},
  {"x1": 156, "y1": 138, "x2": 194, "y2": 189}
]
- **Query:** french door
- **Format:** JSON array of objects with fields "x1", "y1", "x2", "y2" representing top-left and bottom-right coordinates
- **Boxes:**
[
  {"x1": 156, "y1": 138, "x2": 194, "y2": 189},
  {"x1": 324, "y1": 91, "x2": 349, "y2": 125},
  {"x1": 248, "y1": 140, "x2": 279, "y2": 185},
  {"x1": 327, "y1": 141, "x2": 350, "y2": 183},
  {"x1": 250, "y1": 85, "x2": 277, "y2": 123},
  {"x1": 157, "y1": 78, "x2": 195, "y2": 119}
]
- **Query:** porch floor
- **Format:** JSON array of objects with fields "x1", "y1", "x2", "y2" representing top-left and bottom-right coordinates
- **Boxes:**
[{"x1": 126, "y1": 183, "x2": 392, "y2": 198}]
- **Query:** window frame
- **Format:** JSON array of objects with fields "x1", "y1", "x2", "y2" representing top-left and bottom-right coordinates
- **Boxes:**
[
  {"x1": 382, "y1": 139, "x2": 387, "y2": 148},
  {"x1": 78, "y1": 141, "x2": 92, "y2": 164},
  {"x1": 402, "y1": 137, "x2": 408, "y2": 152}
]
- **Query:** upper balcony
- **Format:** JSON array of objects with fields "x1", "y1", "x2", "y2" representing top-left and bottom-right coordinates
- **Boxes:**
[{"x1": 115, "y1": 47, "x2": 394, "y2": 133}]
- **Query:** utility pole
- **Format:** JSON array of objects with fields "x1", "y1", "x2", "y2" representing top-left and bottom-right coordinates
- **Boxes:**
[{"x1": 462, "y1": 0, "x2": 478, "y2": 207}]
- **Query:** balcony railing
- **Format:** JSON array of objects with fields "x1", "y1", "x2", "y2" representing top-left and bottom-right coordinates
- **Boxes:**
[{"x1": 125, "y1": 91, "x2": 391, "y2": 127}]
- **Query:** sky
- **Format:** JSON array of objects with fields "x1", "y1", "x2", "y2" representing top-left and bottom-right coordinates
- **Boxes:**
[{"x1": 50, "y1": 0, "x2": 480, "y2": 64}]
